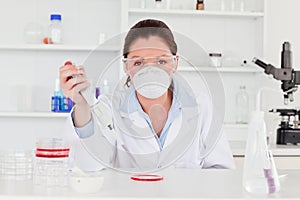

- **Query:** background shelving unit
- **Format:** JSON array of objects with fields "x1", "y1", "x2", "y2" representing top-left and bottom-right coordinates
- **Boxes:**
[
  {"x1": 2, "y1": 0, "x2": 300, "y2": 169},
  {"x1": 128, "y1": 8, "x2": 264, "y2": 18},
  {"x1": 0, "y1": 0, "x2": 266, "y2": 147},
  {"x1": 0, "y1": 0, "x2": 123, "y2": 113},
  {"x1": 178, "y1": 66, "x2": 263, "y2": 73},
  {"x1": 0, "y1": 112, "x2": 69, "y2": 118},
  {"x1": 0, "y1": 44, "x2": 120, "y2": 52},
  {"x1": 0, "y1": 0, "x2": 123, "y2": 150}
]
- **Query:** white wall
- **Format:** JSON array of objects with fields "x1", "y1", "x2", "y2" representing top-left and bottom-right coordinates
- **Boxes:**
[
  {"x1": 265, "y1": 0, "x2": 300, "y2": 68},
  {"x1": 263, "y1": 0, "x2": 300, "y2": 135},
  {"x1": 2, "y1": 0, "x2": 300, "y2": 150},
  {"x1": 0, "y1": 0, "x2": 121, "y2": 112},
  {"x1": 0, "y1": 0, "x2": 122, "y2": 150}
]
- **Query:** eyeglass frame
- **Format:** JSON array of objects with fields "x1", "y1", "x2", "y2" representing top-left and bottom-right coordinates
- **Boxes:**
[{"x1": 122, "y1": 55, "x2": 178, "y2": 74}]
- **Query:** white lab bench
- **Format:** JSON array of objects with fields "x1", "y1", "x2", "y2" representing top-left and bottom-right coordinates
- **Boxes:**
[
  {"x1": 0, "y1": 168, "x2": 300, "y2": 199},
  {"x1": 230, "y1": 141, "x2": 300, "y2": 169}
]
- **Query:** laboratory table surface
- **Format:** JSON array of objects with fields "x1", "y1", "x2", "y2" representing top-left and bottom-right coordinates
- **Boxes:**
[
  {"x1": 230, "y1": 141, "x2": 300, "y2": 156},
  {"x1": 1, "y1": 168, "x2": 300, "y2": 199}
]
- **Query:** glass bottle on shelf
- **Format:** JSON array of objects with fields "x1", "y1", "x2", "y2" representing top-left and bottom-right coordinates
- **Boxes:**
[
  {"x1": 166, "y1": 0, "x2": 171, "y2": 9},
  {"x1": 221, "y1": 0, "x2": 226, "y2": 11},
  {"x1": 236, "y1": 85, "x2": 249, "y2": 124},
  {"x1": 140, "y1": 0, "x2": 146, "y2": 9},
  {"x1": 154, "y1": 0, "x2": 162, "y2": 9},
  {"x1": 231, "y1": 0, "x2": 245, "y2": 12},
  {"x1": 49, "y1": 14, "x2": 63, "y2": 44}
]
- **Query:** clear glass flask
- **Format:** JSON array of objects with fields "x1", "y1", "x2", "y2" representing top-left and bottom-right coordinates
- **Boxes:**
[{"x1": 243, "y1": 111, "x2": 280, "y2": 194}]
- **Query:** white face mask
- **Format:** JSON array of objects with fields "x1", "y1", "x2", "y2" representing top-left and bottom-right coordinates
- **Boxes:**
[{"x1": 132, "y1": 66, "x2": 171, "y2": 99}]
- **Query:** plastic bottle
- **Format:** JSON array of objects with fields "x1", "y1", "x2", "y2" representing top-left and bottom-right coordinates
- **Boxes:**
[
  {"x1": 51, "y1": 78, "x2": 73, "y2": 112},
  {"x1": 60, "y1": 95, "x2": 74, "y2": 112},
  {"x1": 51, "y1": 78, "x2": 61, "y2": 112},
  {"x1": 236, "y1": 85, "x2": 249, "y2": 124},
  {"x1": 49, "y1": 14, "x2": 63, "y2": 44},
  {"x1": 243, "y1": 111, "x2": 280, "y2": 194}
]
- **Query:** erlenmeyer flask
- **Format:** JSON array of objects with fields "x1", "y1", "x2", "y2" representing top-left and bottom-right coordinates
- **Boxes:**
[{"x1": 243, "y1": 111, "x2": 280, "y2": 194}]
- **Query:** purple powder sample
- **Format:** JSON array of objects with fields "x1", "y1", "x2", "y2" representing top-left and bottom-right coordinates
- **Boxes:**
[{"x1": 264, "y1": 168, "x2": 276, "y2": 193}]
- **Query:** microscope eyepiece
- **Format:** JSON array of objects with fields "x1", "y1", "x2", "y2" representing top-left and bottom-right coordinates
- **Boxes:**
[
  {"x1": 252, "y1": 57, "x2": 258, "y2": 63},
  {"x1": 283, "y1": 41, "x2": 291, "y2": 51},
  {"x1": 252, "y1": 57, "x2": 267, "y2": 69},
  {"x1": 282, "y1": 41, "x2": 292, "y2": 69}
]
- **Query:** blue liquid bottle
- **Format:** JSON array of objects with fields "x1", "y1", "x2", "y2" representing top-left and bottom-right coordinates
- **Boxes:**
[
  {"x1": 51, "y1": 78, "x2": 61, "y2": 112},
  {"x1": 51, "y1": 78, "x2": 74, "y2": 112}
]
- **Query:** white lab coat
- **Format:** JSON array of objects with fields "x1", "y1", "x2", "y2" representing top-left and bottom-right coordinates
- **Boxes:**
[{"x1": 65, "y1": 76, "x2": 235, "y2": 171}]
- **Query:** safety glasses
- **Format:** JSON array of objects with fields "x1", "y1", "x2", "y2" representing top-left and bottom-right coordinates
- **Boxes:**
[{"x1": 123, "y1": 55, "x2": 177, "y2": 73}]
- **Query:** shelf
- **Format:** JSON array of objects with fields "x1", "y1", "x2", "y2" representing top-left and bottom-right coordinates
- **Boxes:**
[
  {"x1": 0, "y1": 112, "x2": 70, "y2": 118},
  {"x1": 129, "y1": 9, "x2": 264, "y2": 19},
  {"x1": 0, "y1": 44, "x2": 120, "y2": 52},
  {"x1": 178, "y1": 66, "x2": 263, "y2": 73}
]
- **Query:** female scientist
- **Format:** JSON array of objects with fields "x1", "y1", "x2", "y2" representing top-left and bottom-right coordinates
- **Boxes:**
[{"x1": 60, "y1": 19, "x2": 235, "y2": 170}]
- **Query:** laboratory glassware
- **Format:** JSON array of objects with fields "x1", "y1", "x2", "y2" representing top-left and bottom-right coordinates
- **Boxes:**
[
  {"x1": 33, "y1": 138, "x2": 70, "y2": 188},
  {"x1": 236, "y1": 85, "x2": 249, "y2": 124},
  {"x1": 0, "y1": 149, "x2": 33, "y2": 180},
  {"x1": 243, "y1": 111, "x2": 280, "y2": 194},
  {"x1": 49, "y1": 14, "x2": 63, "y2": 44}
]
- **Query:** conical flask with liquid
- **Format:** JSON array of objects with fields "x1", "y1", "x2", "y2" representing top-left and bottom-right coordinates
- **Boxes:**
[{"x1": 243, "y1": 111, "x2": 280, "y2": 194}]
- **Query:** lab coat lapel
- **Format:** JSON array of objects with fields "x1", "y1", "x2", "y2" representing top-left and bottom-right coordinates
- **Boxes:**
[
  {"x1": 158, "y1": 106, "x2": 200, "y2": 167},
  {"x1": 115, "y1": 111, "x2": 161, "y2": 169},
  {"x1": 163, "y1": 112, "x2": 182, "y2": 148},
  {"x1": 118, "y1": 111, "x2": 161, "y2": 152}
]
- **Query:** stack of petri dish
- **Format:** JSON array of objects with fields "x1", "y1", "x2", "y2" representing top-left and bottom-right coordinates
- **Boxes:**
[
  {"x1": 0, "y1": 150, "x2": 33, "y2": 181},
  {"x1": 33, "y1": 138, "x2": 70, "y2": 188}
]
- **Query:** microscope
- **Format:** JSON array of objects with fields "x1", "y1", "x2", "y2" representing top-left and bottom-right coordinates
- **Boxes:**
[{"x1": 253, "y1": 42, "x2": 300, "y2": 145}]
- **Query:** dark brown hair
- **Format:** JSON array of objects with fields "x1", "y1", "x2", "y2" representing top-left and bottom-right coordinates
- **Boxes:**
[{"x1": 123, "y1": 19, "x2": 177, "y2": 58}]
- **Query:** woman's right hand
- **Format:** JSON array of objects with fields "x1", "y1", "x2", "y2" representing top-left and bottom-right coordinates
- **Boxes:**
[
  {"x1": 59, "y1": 63, "x2": 90, "y2": 106},
  {"x1": 60, "y1": 63, "x2": 92, "y2": 127}
]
